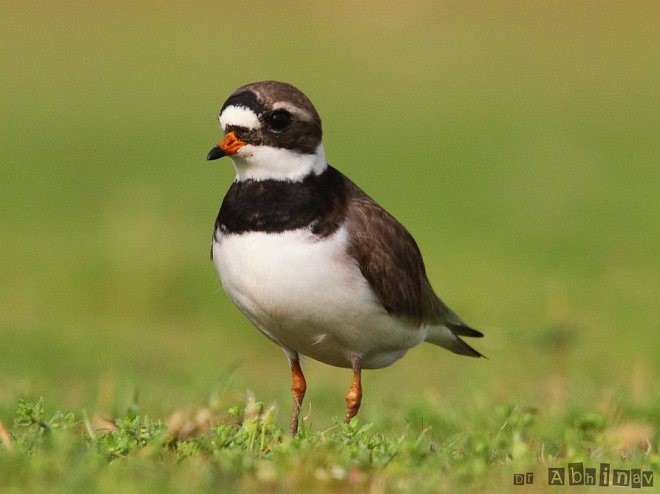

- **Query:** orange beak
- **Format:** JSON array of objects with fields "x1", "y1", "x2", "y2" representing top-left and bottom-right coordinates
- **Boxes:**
[{"x1": 206, "y1": 131, "x2": 247, "y2": 160}]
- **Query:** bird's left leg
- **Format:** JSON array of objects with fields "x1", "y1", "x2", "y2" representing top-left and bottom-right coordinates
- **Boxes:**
[{"x1": 344, "y1": 356, "x2": 363, "y2": 423}]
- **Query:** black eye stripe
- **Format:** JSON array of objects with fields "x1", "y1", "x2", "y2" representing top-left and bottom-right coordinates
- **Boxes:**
[{"x1": 224, "y1": 126, "x2": 262, "y2": 143}]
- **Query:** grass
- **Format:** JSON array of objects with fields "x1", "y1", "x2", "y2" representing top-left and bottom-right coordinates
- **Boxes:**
[
  {"x1": 1, "y1": 395, "x2": 657, "y2": 493},
  {"x1": 1, "y1": 1, "x2": 659, "y2": 492}
]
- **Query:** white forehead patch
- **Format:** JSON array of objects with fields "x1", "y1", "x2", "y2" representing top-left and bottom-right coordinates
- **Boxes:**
[{"x1": 219, "y1": 105, "x2": 261, "y2": 131}]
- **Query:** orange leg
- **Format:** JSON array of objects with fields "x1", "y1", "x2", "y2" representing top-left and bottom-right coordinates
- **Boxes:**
[
  {"x1": 289, "y1": 357, "x2": 307, "y2": 435},
  {"x1": 344, "y1": 357, "x2": 363, "y2": 423}
]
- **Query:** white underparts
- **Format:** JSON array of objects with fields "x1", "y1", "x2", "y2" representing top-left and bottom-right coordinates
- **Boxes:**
[{"x1": 212, "y1": 226, "x2": 427, "y2": 368}]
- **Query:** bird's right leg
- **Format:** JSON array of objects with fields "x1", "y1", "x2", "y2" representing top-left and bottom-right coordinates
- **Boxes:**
[{"x1": 288, "y1": 352, "x2": 307, "y2": 435}]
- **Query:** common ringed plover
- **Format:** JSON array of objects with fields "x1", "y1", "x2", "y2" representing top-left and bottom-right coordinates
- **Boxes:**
[{"x1": 206, "y1": 81, "x2": 483, "y2": 434}]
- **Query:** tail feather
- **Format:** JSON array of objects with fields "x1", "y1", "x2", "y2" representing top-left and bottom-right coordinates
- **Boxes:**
[
  {"x1": 425, "y1": 324, "x2": 485, "y2": 358},
  {"x1": 447, "y1": 322, "x2": 484, "y2": 338}
]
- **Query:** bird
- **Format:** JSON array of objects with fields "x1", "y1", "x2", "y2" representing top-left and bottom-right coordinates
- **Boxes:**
[{"x1": 206, "y1": 81, "x2": 483, "y2": 434}]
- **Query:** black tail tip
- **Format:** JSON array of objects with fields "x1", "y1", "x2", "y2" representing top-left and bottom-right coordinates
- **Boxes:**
[{"x1": 448, "y1": 322, "x2": 484, "y2": 338}]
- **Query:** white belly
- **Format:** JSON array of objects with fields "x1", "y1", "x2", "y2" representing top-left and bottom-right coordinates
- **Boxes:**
[{"x1": 212, "y1": 226, "x2": 427, "y2": 368}]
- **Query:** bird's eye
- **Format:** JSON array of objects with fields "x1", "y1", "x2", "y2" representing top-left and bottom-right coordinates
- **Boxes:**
[{"x1": 267, "y1": 110, "x2": 292, "y2": 132}]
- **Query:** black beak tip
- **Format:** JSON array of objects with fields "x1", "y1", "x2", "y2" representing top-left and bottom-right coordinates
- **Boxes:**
[{"x1": 206, "y1": 146, "x2": 224, "y2": 161}]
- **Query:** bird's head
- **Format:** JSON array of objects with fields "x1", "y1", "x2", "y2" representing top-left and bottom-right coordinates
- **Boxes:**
[{"x1": 207, "y1": 81, "x2": 327, "y2": 182}]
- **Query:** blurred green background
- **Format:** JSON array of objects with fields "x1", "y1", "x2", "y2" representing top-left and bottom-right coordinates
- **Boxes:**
[{"x1": 1, "y1": 1, "x2": 659, "y2": 428}]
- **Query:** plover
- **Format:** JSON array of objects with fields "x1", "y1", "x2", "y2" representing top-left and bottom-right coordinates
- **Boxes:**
[{"x1": 207, "y1": 81, "x2": 483, "y2": 434}]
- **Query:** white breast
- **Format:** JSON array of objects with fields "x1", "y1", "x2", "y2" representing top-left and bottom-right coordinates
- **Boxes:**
[{"x1": 212, "y1": 226, "x2": 427, "y2": 368}]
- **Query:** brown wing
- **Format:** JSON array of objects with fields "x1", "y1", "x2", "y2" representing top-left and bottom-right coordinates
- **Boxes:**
[{"x1": 343, "y1": 176, "x2": 480, "y2": 336}]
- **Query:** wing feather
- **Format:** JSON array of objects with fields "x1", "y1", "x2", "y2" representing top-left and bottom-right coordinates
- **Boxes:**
[{"x1": 342, "y1": 176, "x2": 456, "y2": 327}]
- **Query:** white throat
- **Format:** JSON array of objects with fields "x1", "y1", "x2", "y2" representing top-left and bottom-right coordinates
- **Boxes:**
[{"x1": 231, "y1": 143, "x2": 327, "y2": 182}]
